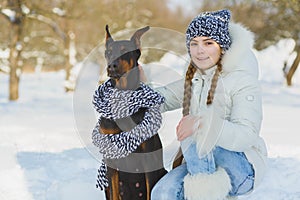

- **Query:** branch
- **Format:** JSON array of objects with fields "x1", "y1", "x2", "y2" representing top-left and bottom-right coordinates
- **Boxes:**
[{"x1": 27, "y1": 13, "x2": 66, "y2": 41}]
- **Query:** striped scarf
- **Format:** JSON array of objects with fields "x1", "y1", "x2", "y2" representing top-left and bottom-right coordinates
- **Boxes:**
[{"x1": 92, "y1": 79, "x2": 164, "y2": 189}]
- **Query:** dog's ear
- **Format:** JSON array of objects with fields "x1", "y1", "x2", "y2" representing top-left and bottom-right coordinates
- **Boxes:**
[
  {"x1": 130, "y1": 26, "x2": 150, "y2": 49},
  {"x1": 105, "y1": 25, "x2": 114, "y2": 47}
]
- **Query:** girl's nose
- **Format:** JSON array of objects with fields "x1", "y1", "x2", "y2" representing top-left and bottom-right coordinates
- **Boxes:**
[{"x1": 197, "y1": 45, "x2": 205, "y2": 54}]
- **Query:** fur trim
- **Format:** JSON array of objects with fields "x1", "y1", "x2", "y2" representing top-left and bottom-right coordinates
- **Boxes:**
[
  {"x1": 222, "y1": 23, "x2": 259, "y2": 78},
  {"x1": 183, "y1": 167, "x2": 231, "y2": 200}
]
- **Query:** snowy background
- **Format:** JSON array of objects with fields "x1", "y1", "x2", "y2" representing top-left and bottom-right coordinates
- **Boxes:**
[{"x1": 1, "y1": 38, "x2": 300, "y2": 200}]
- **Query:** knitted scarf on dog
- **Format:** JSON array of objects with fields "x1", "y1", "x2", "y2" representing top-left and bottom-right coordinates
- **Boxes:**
[{"x1": 92, "y1": 79, "x2": 164, "y2": 189}]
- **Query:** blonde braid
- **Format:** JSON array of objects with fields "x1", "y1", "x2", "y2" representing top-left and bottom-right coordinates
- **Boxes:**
[
  {"x1": 206, "y1": 59, "x2": 223, "y2": 105},
  {"x1": 182, "y1": 62, "x2": 197, "y2": 116}
]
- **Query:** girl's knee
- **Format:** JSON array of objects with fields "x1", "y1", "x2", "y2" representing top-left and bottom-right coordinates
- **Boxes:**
[{"x1": 230, "y1": 175, "x2": 254, "y2": 196}]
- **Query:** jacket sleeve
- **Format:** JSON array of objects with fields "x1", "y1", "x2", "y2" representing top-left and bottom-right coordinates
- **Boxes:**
[
  {"x1": 153, "y1": 79, "x2": 184, "y2": 113},
  {"x1": 216, "y1": 73, "x2": 263, "y2": 152}
]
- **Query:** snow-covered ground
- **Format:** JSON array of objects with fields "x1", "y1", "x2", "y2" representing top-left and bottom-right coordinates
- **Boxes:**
[{"x1": 1, "y1": 38, "x2": 300, "y2": 200}]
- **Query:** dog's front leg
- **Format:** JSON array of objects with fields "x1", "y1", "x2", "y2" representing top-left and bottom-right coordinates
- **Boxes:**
[{"x1": 110, "y1": 169, "x2": 120, "y2": 200}]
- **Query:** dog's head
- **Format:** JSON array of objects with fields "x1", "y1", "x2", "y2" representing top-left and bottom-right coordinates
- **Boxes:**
[{"x1": 105, "y1": 25, "x2": 149, "y2": 90}]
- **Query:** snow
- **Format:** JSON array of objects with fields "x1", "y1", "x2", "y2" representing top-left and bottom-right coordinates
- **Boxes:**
[
  {"x1": 1, "y1": 9, "x2": 17, "y2": 23},
  {"x1": 1, "y1": 38, "x2": 300, "y2": 200}
]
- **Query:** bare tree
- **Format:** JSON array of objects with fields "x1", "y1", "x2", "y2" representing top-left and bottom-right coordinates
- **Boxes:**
[
  {"x1": 256, "y1": 0, "x2": 300, "y2": 86},
  {"x1": 1, "y1": 0, "x2": 25, "y2": 100},
  {"x1": 1, "y1": 0, "x2": 78, "y2": 99}
]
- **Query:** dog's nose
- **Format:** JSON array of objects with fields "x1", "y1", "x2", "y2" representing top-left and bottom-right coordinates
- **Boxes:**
[
  {"x1": 107, "y1": 62, "x2": 119, "y2": 78},
  {"x1": 107, "y1": 64, "x2": 113, "y2": 73},
  {"x1": 107, "y1": 63, "x2": 117, "y2": 71}
]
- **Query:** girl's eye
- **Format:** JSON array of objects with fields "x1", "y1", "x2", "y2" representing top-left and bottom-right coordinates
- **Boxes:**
[
  {"x1": 205, "y1": 41, "x2": 214, "y2": 45},
  {"x1": 190, "y1": 42, "x2": 197, "y2": 46}
]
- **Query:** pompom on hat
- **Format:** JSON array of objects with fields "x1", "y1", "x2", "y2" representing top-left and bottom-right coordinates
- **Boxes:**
[{"x1": 186, "y1": 9, "x2": 232, "y2": 53}]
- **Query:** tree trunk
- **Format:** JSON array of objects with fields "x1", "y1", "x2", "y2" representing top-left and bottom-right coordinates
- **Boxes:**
[
  {"x1": 64, "y1": 32, "x2": 72, "y2": 92},
  {"x1": 9, "y1": 34, "x2": 20, "y2": 101},
  {"x1": 8, "y1": 0, "x2": 24, "y2": 101},
  {"x1": 286, "y1": 45, "x2": 300, "y2": 86}
]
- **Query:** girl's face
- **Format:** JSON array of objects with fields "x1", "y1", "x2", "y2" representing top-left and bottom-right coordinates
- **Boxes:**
[{"x1": 189, "y1": 36, "x2": 222, "y2": 70}]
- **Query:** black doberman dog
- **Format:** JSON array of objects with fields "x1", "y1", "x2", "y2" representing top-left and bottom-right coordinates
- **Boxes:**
[
  {"x1": 99, "y1": 25, "x2": 148, "y2": 135},
  {"x1": 99, "y1": 25, "x2": 167, "y2": 200}
]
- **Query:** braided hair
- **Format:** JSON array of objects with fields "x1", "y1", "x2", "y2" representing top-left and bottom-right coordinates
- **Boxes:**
[
  {"x1": 173, "y1": 55, "x2": 223, "y2": 169},
  {"x1": 182, "y1": 57, "x2": 223, "y2": 116},
  {"x1": 182, "y1": 62, "x2": 197, "y2": 116}
]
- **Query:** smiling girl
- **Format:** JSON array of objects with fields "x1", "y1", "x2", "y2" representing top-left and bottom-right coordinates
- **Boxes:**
[{"x1": 150, "y1": 9, "x2": 268, "y2": 200}]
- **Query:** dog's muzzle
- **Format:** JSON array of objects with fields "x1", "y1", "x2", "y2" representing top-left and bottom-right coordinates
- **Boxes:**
[{"x1": 107, "y1": 60, "x2": 122, "y2": 79}]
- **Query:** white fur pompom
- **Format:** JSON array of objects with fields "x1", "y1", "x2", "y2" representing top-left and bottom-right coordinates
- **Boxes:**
[{"x1": 184, "y1": 167, "x2": 231, "y2": 200}]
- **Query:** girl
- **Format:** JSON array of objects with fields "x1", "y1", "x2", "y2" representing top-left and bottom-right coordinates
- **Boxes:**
[{"x1": 150, "y1": 9, "x2": 268, "y2": 200}]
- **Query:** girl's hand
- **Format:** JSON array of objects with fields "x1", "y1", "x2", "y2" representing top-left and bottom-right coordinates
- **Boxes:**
[{"x1": 176, "y1": 115, "x2": 201, "y2": 141}]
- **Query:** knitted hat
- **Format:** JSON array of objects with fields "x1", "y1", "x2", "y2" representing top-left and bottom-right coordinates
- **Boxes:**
[{"x1": 186, "y1": 9, "x2": 232, "y2": 53}]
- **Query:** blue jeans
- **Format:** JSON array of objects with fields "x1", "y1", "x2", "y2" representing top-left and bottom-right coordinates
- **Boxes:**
[{"x1": 151, "y1": 143, "x2": 254, "y2": 199}]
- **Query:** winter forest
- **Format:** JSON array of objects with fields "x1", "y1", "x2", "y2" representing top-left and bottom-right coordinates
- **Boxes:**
[{"x1": 1, "y1": 0, "x2": 300, "y2": 199}]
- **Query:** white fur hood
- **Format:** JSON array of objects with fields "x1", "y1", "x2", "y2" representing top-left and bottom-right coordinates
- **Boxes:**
[{"x1": 221, "y1": 23, "x2": 259, "y2": 78}]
